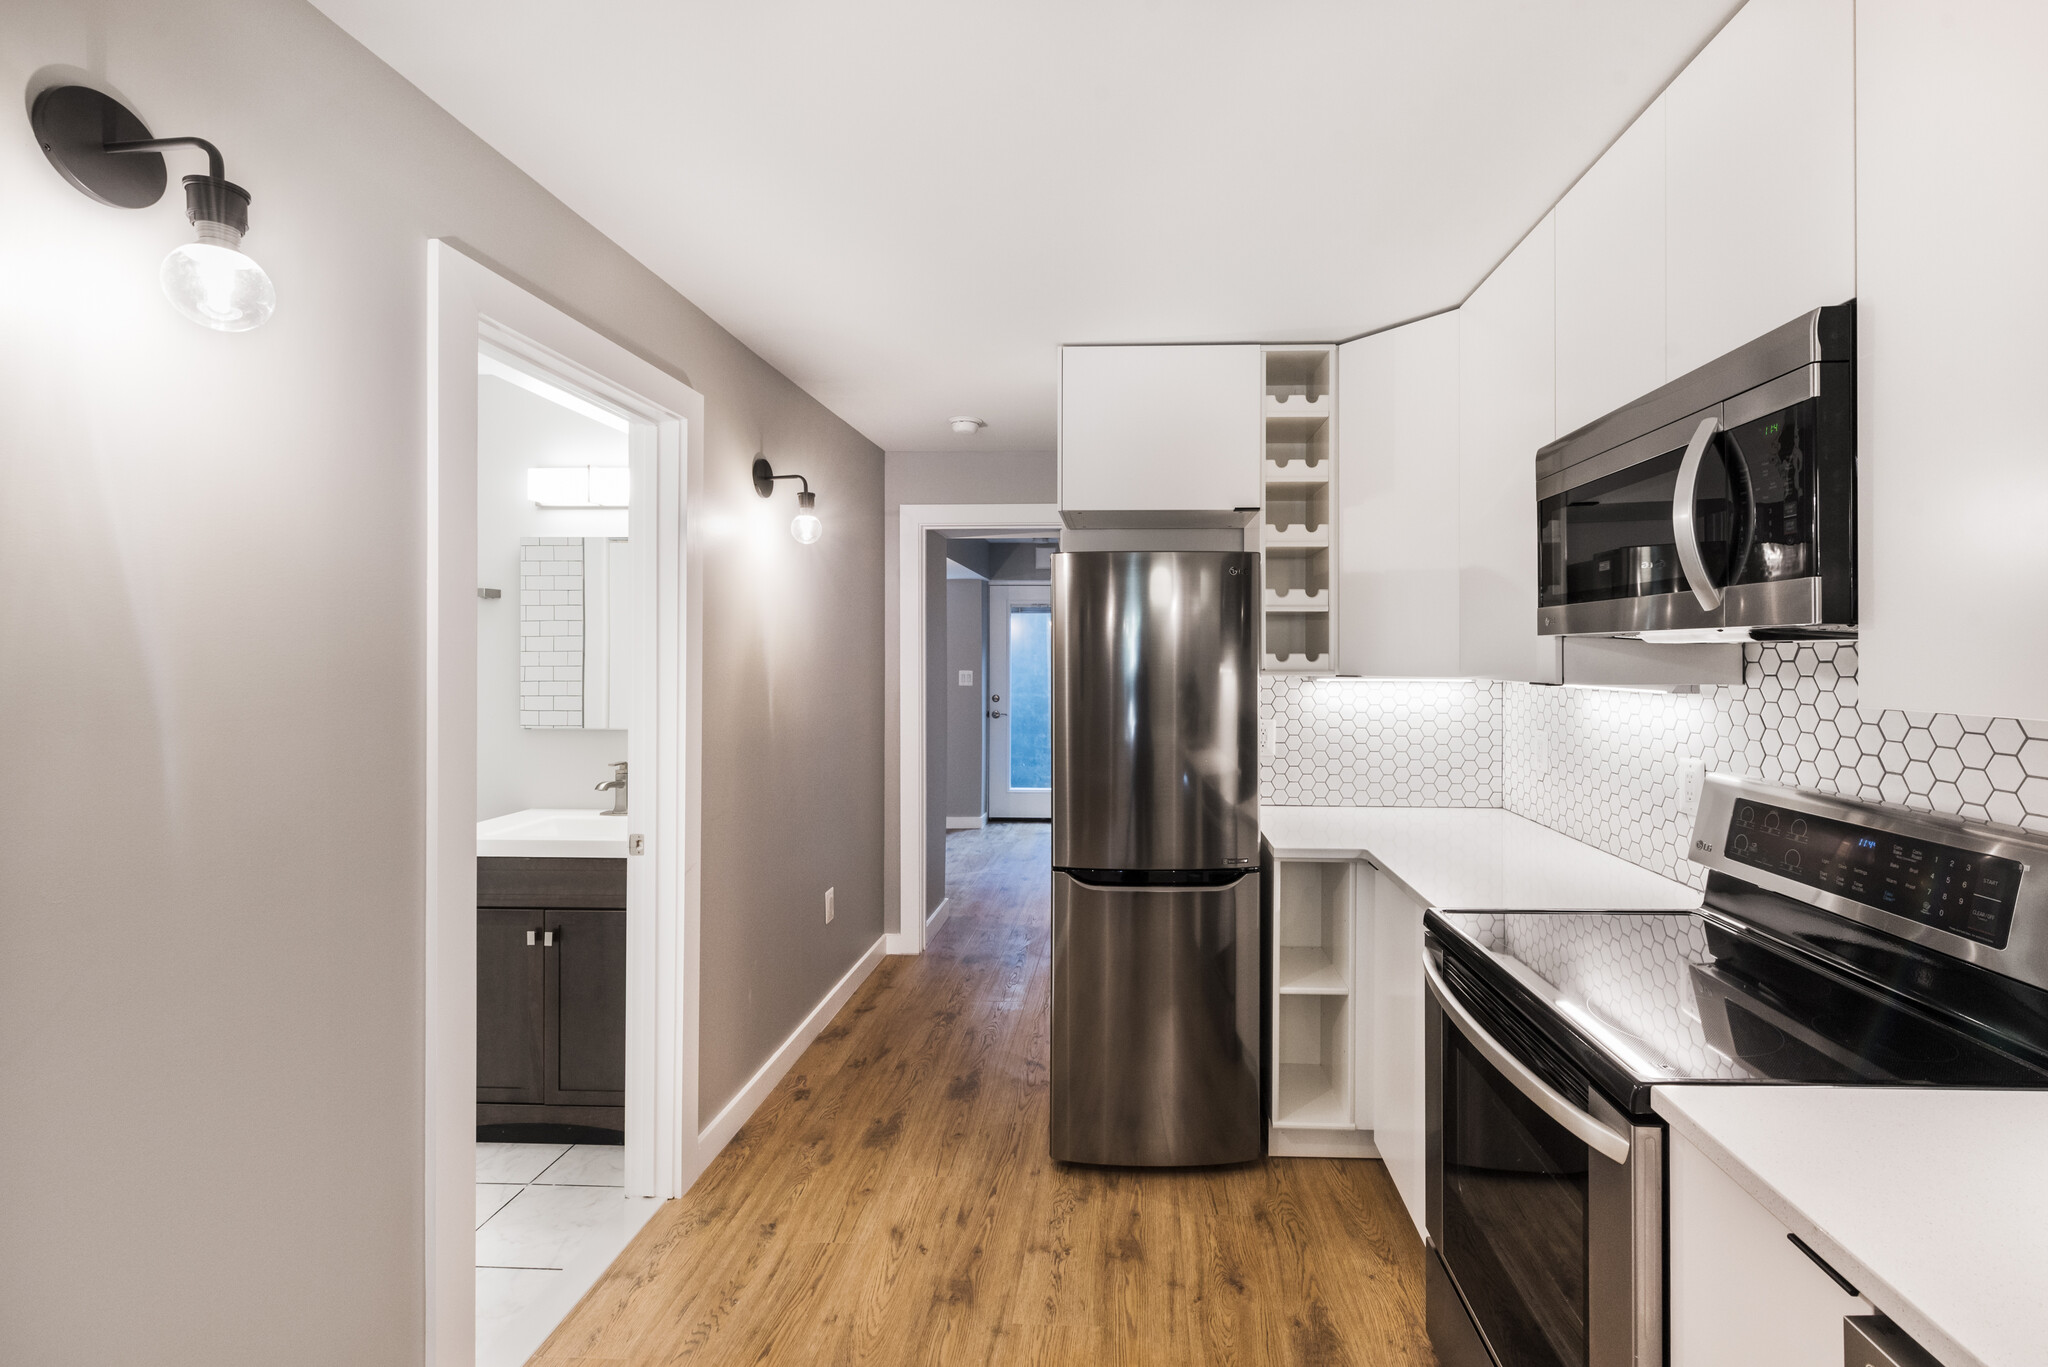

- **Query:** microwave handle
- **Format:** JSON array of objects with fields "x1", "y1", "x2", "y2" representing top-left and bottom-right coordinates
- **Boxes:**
[
  {"x1": 1672, "y1": 415, "x2": 1725, "y2": 612},
  {"x1": 1423, "y1": 951, "x2": 1633, "y2": 1164}
]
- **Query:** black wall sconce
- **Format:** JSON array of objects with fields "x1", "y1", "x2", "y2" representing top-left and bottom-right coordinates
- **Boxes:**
[
  {"x1": 752, "y1": 456, "x2": 822, "y2": 543},
  {"x1": 30, "y1": 85, "x2": 276, "y2": 332}
]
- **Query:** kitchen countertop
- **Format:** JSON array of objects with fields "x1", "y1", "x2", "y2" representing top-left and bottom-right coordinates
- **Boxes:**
[
  {"x1": 1655, "y1": 1085, "x2": 2048, "y2": 1367},
  {"x1": 1261, "y1": 806, "x2": 1702, "y2": 911}
]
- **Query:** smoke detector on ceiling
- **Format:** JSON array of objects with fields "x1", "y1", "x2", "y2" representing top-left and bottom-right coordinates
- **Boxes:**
[{"x1": 950, "y1": 416, "x2": 987, "y2": 435}]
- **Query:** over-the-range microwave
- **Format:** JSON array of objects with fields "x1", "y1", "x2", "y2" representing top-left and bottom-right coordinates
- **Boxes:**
[{"x1": 1536, "y1": 302, "x2": 1854, "y2": 643}]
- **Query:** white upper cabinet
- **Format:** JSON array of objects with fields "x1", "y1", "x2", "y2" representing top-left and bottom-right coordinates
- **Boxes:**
[
  {"x1": 1058, "y1": 344, "x2": 1261, "y2": 523},
  {"x1": 1555, "y1": 97, "x2": 1667, "y2": 437},
  {"x1": 1336, "y1": 314, "x2": 1461, "y2": 678},
  {"x1": 1664, "y1": 0, "x2": 1856, "y2": 378},
  {"x1": 1856, "y1": 0, "x2": 2048, "y2": 722},
  {"x1": 1458, "y1": 213, "x2": 1562, "y2": 683}
]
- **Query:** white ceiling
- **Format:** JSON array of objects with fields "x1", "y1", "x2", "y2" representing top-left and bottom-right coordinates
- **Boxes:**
[{"x1": 314, "y1": 0, "x2": 1741, "y2": 452}]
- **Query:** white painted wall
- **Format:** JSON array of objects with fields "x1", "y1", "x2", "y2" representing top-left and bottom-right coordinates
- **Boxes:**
[
  {"x1": 476, "y1": 374, "x2": 632, "y2": 818},
  {"x1": 0, "y1": 3, "x2": 884, "y2": 1362}
]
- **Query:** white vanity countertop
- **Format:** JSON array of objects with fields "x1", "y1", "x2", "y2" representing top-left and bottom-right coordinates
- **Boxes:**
[
  {"x1": 476, "y1": 808, "x2": 628, "y2": 859},
  {"x1": 1261, "y1": 806, "x2": 1701, "y2": 912},
  {"x1": 1654, "y1": 1085, "x2": 2048, "y2": 1367}
]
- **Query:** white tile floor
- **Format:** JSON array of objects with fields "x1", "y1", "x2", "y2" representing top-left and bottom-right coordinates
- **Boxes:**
[{"x1": 476, "y1": 1142, "x2": 628, "y2": 1362}]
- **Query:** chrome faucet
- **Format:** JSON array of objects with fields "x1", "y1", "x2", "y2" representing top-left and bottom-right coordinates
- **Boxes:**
[{"x1": 596, "y1": 761, "x2": 628, "y2": 816}]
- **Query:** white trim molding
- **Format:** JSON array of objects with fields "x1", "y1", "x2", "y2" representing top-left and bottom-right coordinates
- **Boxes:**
[
  {"x1": 426, "y1": 241, "x2": 706, "y2": 1367},
  {"x1": 895, "y1": 503, "x2": 1060, "y2": 955},
  {"x1": 695, "y1": 934, "x2": 888, "y2": 1155},
  {"x1": 946, "y1": 814, "x2": 987, "y2": 830}
]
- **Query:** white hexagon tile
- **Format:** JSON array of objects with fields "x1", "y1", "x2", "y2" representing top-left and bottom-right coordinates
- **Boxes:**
[
  {"x1": 1265, "y1": 643, "x2": 2048, "y2": 890},
  {"x1": 1259, "y1": 676, "x2": 1502, "y2": 807}
]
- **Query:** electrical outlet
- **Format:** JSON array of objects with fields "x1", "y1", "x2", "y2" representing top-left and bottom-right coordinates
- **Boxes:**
[
  {"x1": 958, "y1": 670, "x2": 974, "y2": 687},
  {"x1": 1679, "y1": 759, "x2": 1708, "y2": 822},
  {"x1": 824, "y1": 887, "x2": 835, "y2": 924}
]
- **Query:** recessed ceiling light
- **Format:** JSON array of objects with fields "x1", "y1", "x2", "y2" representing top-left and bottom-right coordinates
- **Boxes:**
[{"x1": 950, "y1": 416, "x2": 987, "y2": 434}]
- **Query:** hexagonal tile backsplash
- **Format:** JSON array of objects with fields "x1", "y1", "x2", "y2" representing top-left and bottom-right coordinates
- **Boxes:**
[{"x1": 1264, "y1": 642, "x2": 2048, "y2": 890}]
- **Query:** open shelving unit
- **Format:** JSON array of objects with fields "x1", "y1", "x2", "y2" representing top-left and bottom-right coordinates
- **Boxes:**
[
  {"x1": 1271, "y1": 859, "x2": 1356, "y2": 1130},
  {"x1": 1261, "y1": 346, "x2": 1335, "y2": 673}
]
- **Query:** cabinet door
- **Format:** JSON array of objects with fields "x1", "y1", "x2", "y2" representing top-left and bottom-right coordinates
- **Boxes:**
[
  {"x1": 1059, "y1": 344, "x2": 1261, "y2": 518},
  {"x1": 545, "y1": 909, "x2": 627, "y2": 1105},
  {"x1": 1665, "y1": 0, "x2": 1856, "y2": 378},
  {"x1": 1370, "y1": 872, "x2": 1427, "y2": 1236},
  {"x1": 478, "y1": 908, "x2": 544, "y2": 1105},
  {"x1": 1335, "y1": 314, "x2": 1461, "y2": 678},
  {"x1": 1856, "y1": 0, "x2": 2048, "y2": 721},
  {"x1": 1458, "y1": 212, "x2": 1563, "y2": 683},
  {"x1": 1670, "y1": 1132, "x2": 1869, "y2": 1366},
  {"x1": 1555, "y1": 97, "x2": 1667, "y2": 436}
]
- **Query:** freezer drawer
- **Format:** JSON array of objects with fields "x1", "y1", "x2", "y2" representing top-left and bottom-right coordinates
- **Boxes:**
[
  {"x1": 1050, "y1": 871, "x2": 1264, "y2": 1166},
  {"x1": 1051, "y1": 551, "x2": 1260, "y2": 872}
]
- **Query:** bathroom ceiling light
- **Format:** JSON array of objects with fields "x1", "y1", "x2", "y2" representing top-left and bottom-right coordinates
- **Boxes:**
[
  {"x1": 530, "y1": 465, "x2": 630, "y2": 508},
  {"x1": 752, "y1": 456, "x2": 822, "y2": 543},
  {"x1": 31, "y1": 85, "x2": 275, "y2": 332},
  {"x1": 950, "y1": 416, "x2": 987, "y2": 434}
]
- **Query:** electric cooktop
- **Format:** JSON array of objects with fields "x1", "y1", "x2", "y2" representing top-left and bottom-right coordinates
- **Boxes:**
[{"x1": 1428, "y1": 775, "x2": 2048, "y2": 1119}]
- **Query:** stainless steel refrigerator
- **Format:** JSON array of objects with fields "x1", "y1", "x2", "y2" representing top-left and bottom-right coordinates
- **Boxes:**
[{"x1": 1049, "y1": 550, "x2": 1264, "y2": 1167}]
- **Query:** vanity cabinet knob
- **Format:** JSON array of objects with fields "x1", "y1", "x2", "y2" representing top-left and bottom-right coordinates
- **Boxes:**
[{"x1": 526, "y1": 930, "x2": 536, "y2": 947}]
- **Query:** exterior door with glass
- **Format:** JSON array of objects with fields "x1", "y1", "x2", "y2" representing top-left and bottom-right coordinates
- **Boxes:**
[{"x1": 987, "y1": 584, "x2": 1052, "y2": 818}]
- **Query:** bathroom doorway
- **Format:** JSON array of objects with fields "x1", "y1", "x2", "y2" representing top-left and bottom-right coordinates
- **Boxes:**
[{"x1": 427, "y1": 243, "x2": 706, "y2": 1367}]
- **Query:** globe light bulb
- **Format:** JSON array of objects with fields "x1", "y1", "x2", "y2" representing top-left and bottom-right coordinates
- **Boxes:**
[
  {"x1": 161, "y1": 221, "x2": 275, "y2": 332},
  {"x1": 790, "y1": 490, "x2": 822, "y2": 544}
]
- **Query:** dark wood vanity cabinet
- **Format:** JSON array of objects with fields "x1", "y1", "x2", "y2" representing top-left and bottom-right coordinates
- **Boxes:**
[{"x1": 477, "y1": 857, "x2": 626, "y2": 1137}]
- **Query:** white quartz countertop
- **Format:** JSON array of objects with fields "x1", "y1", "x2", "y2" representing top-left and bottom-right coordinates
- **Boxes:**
[
  {"x1": 1655, "y1": 1086, "x2": 2048, "y2": 1367},
  {"x1": 1261, "y1": 806, "x2": 1702, "y2": 912}
]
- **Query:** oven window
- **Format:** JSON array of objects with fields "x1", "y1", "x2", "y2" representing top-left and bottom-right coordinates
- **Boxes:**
[
  {"x1": 1722, "y1": 399, "x2": 1815, "y2": 585},
  {"x1": 1538, "y1": 437, "x2": 1743, "y2": 609},
  {"x1": 1440, "y1": 1025, "x2": 1589, "y2": 1367}
]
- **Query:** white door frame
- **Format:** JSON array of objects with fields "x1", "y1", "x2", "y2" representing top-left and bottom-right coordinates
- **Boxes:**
[
  {"x1": 427, "y1": 241, "x2": 706, "y2": 1367},
  {"x1": 985, "y1": 583, "x2": 1054, "y2": 819},
  {"x1": 894, "y1": 503, "x2": 1060, "y2": 954}
]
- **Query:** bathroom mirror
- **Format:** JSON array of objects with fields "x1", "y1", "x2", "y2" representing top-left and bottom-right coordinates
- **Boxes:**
[{"x1": 520, "y1": 535, "x2": 635, "y2": 729}]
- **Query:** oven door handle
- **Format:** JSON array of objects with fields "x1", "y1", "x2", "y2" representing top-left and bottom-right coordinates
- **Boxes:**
[
  {"x1": 1423, "y1": 953, "x2": 1633, "y2": 1164},
  {"x1": 1671, "y1": 414, "x2": 1725, "y2": 612}
]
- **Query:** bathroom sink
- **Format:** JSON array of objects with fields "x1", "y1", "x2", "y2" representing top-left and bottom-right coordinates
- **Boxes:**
[{"x1": 476, "y1": 808, "x2": 629, "y2": 859}]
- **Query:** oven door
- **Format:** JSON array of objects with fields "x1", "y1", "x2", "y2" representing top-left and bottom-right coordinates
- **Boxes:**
[{"x1": 1423, "y1": 941, "x2": 1664, "y2": 1367}]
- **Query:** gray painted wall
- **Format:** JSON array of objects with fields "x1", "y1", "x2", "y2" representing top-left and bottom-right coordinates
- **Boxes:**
[
  {"x1": 986, "y1": 541, "x2": 1053, "y2": 583},
  {"x1": 881, "y1": 450, "x2": 1056, "y2": 932},
  {"x1": 946, "y1": 577, "x2": 988, "y2": 820},
  {"x1": 0, "y1": 3, "x2": 882, "y2": 1362}
]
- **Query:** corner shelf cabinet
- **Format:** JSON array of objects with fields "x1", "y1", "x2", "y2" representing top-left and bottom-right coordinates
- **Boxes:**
[
  {"x1": 1260, "y1": 346, "x2": 1337, "y2": 673},
  {"x1": 1270, "y1": 859, "x2": 1360, "y2": 1129}
]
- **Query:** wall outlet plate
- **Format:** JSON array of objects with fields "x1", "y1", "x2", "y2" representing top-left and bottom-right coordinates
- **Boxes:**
[
  {"x1": 1679, "y1": 759, "x2": 1708, "y2": 823},
  {"x1": 825, "y1": 887, "x2": 835, "y2": 924},
  {"x1": 959, "y1": 669, "x2": 974, "y2": 686}
]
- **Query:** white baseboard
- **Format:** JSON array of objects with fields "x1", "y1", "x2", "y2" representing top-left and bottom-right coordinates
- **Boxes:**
[
  {"x1": 946, "y1": 814, "x2": 986, "y2": 830},
  {"x1": 695, "y1": 934, "x2": 886, "y2": 1158},
  {"x1": 1268, "y1": 1126, "x2": 1380, "y2": 1160},
  {"x1": 881, "y1": 895, "x2": 953, "y2": 956}
]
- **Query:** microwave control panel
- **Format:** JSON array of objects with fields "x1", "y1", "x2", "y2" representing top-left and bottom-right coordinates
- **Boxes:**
[{"x1": 1723, "y1": 799, "x2": 2024, "y2": 948}]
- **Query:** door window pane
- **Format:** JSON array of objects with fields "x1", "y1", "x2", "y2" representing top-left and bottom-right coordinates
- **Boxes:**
[{"x1": 1007, "y1": 603, "x2": 1051, "y2": 790}]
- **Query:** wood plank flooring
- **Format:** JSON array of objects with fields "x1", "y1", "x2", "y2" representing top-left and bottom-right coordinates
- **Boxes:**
[{"x1": 532, "y1": 822, "x2": 1434, "y2": 1366}]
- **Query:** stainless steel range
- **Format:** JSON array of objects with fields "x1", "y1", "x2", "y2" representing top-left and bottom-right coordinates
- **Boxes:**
[{"x1": 1424, "y1": 774, "x2": 2048, "y2": 1367}]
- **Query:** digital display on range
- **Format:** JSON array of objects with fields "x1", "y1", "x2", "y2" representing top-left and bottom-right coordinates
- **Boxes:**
[{"x1": 1723, "y1": 800, "x2": 2024, "y2": 948}]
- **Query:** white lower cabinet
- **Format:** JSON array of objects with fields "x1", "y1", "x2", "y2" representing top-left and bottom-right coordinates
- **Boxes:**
[
  {"x1": 1670, "y1": 1131, "x2": 1870, "y2": 1367},
  {"x1": 1265, "y1": 859, "x2": 1428, "y2": 1237},
  {"x1": 1368, "y1": 870, "x2": 1427, "y2": 1234}
]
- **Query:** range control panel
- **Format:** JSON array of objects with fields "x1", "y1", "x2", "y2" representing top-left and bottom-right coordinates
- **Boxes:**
[{"x1": 1723, "y1": 799, "x2": 2024, "y2": 948}]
